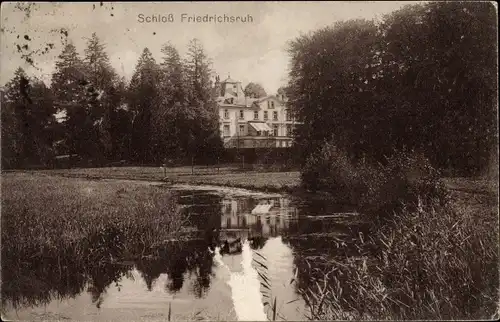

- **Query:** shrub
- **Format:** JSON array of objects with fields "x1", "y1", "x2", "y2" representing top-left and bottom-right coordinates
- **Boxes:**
[
  {"x1": 301, "y1": 142, "x2": 449, "y2": 219},
  {"x1": 301, "y1": 142, "x2": 364, "y2": 202}
]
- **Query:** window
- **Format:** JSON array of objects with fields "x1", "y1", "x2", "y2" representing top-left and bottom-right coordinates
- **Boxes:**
[
  {"x1": 271, "y1": 101, "x2": 275, "y2": 109},
  {"x1": 239, "y1": 110, "x2": 244, "y2": 119},
  {"x1": 254, "y1": 111, "x2": 259, "y2": 120},
  {"x1": 224, "y1": 109, "x2": 229, "y2": 119},
  {"x1": 239, "y1": 124, "x2": 245, "y2": 135},
  {"x1": 267, "y1": 101, "x2": 270, "y2": 109},
  {"x1": 223, "y1": 125, "x2": 230, "y2": 137},
  {"x1": 273, "y1": 111, "x2": 278, "y2": 120},
  {"x1": 273, "y1": 124, "x2": 279, "y2": 136},
  {"x1": 286, "y1": 125, "x2": 292, "y2": 137},
  {"x1": 264, "y1": 111, "x2": 268, "y2": 120},
  {"x1": 285, "y1": 109, "x2": 292, "y2": 121}
]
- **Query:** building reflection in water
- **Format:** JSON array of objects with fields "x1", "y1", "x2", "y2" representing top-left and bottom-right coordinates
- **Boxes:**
[{"x1": 219, "y1": 196, "x2": 299, "y2": 242}]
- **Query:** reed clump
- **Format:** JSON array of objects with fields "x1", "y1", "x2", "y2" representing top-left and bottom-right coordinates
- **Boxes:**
[{"x1": 1, "y1": 173, "x2": 186, "y2": 308}]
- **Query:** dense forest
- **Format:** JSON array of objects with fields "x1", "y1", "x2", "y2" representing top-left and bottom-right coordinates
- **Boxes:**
[
  {"x1": 286, "y1": 1, "x2": 497, "y2": 177},
  {"x1": 1, "y1": 36, "x2": 223, "y2": 169}
]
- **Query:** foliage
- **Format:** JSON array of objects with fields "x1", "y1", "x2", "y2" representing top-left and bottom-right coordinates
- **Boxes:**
[
  {"x1": 287, "y1": 2, "x2": 498, "y2": 176},
  {"x1": 51, "y1": 42, "x2": 103, "y2": 161},
  {"x1": 1, "y1": 68, "x2": 57, "y2": 168},
  {"x1": 244, "y1": 82, "x2": 267, "y2": 98},
  {"x1": 183, "y1": 38, "x2": 224, "y2": 163},
  {"x1": 293, "y1": 188, "x2": 499, "y2": 320},
  {"x1": 301, "y1": 142, "x2": 449, "y2": 219},
  {"x1": 2, "y1": 34, "x2": 223, "y2": 169},
  {"x1": 128, "y1": 47, "x2": 162, "y2": 163}
]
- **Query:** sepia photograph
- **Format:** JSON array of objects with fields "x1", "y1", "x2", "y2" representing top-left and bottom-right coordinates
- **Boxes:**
[{"x1": 0, "y1": 1, "x2": 498, "y2": 321}]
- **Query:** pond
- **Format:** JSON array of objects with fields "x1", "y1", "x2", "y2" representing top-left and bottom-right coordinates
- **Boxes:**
[{"x1": 2, "y1": 183, "x2": 367, "y2": 321}]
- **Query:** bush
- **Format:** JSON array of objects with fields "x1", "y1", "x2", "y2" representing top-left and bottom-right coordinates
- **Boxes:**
[
  {"x1": 301, "y1": 142, "x2": 363, "y2": 202},
  {"x1": 301, "y1": 142, "x2": 449, "y2": 219}
]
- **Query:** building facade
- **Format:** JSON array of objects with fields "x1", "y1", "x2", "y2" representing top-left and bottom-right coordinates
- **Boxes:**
[{"x1": 214, "y1": 76, "x2": 299, "y2": 149}]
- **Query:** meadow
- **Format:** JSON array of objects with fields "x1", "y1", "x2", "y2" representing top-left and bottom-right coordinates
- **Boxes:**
[{"x1": 33, "y1": 166, "x2": 302, "y2": 192}]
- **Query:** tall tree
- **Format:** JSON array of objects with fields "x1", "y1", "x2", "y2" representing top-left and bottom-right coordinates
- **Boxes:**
[
  {"x1": 183, "y1": 39, "x2": 223, "y2": 163},
  {"x1": 376, "y1": 1, "x2": 497, "y2": 174},
  {"x1": 51, "y1": 42, "x2": 99, "y2": 160},
  {"x1": 1, "y1": 68, "x2": 29, "y2": 168},
  {"x1": 128, "y1": 47, "x2": 161, "y2": 163},
  {"x1": 83, "y1": 33, "x2": 121, "y2": 161},
  {"x1": 244, "y1": 82, "x2": 267, "y2": 98},
  {"x1": 151, "y1": 42, "x2": 189, "y2": 162},
  {"x1": 286, "y1": 1, "x2": 497, "y2": 176},
  {"x1": 1, "y1": 68, "x2": 56, "y2": 168},
  {"x1": 83, "y1": 33, "x2": 115, "y2": 92},
  {"x1": 287, "y1": 20, "x2": 379, "y2": 165}
]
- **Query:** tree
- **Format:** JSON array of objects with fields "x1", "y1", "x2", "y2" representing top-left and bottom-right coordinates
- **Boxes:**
[
  {"x1": 287, "y1": 19, "x2": 379, "y2": 165},
  {"x1": 151, "y1": 42, "x2": 190, "y2": 163},
  {"x1": 82, "y1": 32, "x2": 119, "y2": 161},
  {"x1": 286, "y1": 1, "x2": 497, "y2": 176},
  {"x1": 183, "y1": 39, "x2": 223, "y2": 163},
  {"x1": 376, "y1": 1, "x2": 497, "y2": 174},
  {"x1": 128, "y1": 47, "x2": 161, "y2": 163},
  {"x1": 51, "y1": 42, "x2": 99, "y2": 160},
  {"x1": 1, "y1": 68, "x2": 56, "y2": 168},
  {"x1": 83, "y1": 33, "x2": 115, "y2": 93},
  {"x1": 244, "y1": 82, "x2": 267, "y2": 98},
  {"x1": 277, "y1": 86, "x2": 288, "y2": 97},
  {"x1": 1, "y1": 68, "x2": 27, "y2": 168}
]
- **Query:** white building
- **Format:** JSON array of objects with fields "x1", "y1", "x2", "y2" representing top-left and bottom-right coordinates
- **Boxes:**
[{"x1": 213, "y1": 76, "x2": 299, "y2": 149}]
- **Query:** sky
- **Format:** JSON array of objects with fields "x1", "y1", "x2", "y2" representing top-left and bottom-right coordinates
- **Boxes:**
[{"x1": 1, "y1": 1, "x2": 418, "y2": 94}]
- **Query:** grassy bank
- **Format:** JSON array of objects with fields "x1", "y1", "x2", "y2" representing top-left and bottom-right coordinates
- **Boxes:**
[
  {"x1": 1, "y1": 172, "x2": 189, "y2": 260},
  {"x1": 1, "y1": 172, "x2": 191, "y2": 309},
  {"x1": 29, "y1": 166, "x2": 302, "y2": 193}
]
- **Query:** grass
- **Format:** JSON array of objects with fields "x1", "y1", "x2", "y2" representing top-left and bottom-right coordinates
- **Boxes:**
[
  {"x1": 1, "y1": 172, "x2": 188, "y2": 309},
  {"x1": 167, "y1": 172, "x2": 300, "y2": 193},
  {"x1": 1, "y1": 172, "x2": 187, "y2": 258},
  {"x1": 289, "y1": 176, "x2": 499, "y2": 320},
  {"x1": 27, "y1": 165, "x2": 302, "y2": 193}
]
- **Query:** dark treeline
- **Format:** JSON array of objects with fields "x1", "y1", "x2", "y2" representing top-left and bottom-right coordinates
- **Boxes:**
[
  {"x1": 287, "y1": 2, "x2": 497, "y2": 177},
  {"x1": 1, "y1": 35, "x2": 223, "y2": 169}
]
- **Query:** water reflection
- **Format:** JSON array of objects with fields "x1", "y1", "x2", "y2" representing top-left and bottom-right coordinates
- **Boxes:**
[
  {"x1": 2, "y1": 186, "x2": 364, "y2": 321},
  {"x1": 218, "y1": 196, "x2": 299, "y2": 240}
]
